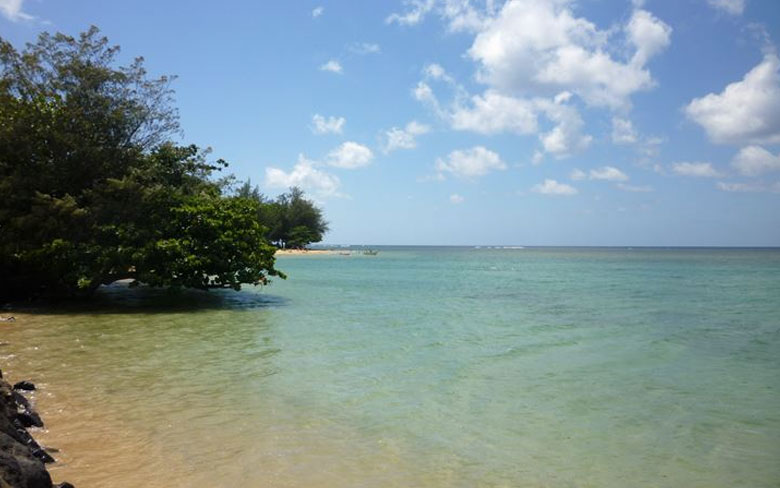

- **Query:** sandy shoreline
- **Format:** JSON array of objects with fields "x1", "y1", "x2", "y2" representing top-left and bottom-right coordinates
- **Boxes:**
[{"x1": 274, "y1": 249, "x2": 346, "y2": 256}]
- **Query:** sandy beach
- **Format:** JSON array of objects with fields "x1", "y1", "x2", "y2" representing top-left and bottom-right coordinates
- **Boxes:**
[{"x1": 274, "y1": 249, "x2": 343, "y2": 256}]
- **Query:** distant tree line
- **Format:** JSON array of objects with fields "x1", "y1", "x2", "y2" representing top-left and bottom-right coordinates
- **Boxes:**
[
  {"x1": 236, "y1": 183, "x2": 328, "y2": 250},
  {"x1": 0, "y1": 27, "x2": 326, "y2": 300}
]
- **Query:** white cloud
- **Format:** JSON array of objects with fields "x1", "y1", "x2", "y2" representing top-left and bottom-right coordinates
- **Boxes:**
[
  {"x1": 731, "y1": 145, "x2": 780, "y2": 176},
  {"x1": 0, "y1": 0, "x2": 33, "y2": 21},
  {"x1": 413, "y1": 81, "x2": 440, "y2": 110},
  {"x1": 311, "y1": 114, "x2": 345, "y2": 135},
  {"x1": 265, "y1": 155, "x2": 342, "y2": 198},
  {"x1": 531, "y1": 179, "x2": 578, "y2": 196},
  {"x1": 626, "y1": 8, "x2": 672, "y2": 66},
  {"x1": 616, "y1": 183, "x2": 653, "y2": 192},
  {"x1": 326, "y1": 141, "x2": 374, "y2": 169},
  {"x1": 706, "y1": 0, "x2": 745, "y2": 15},
  {"x1": 350, "y1": 42, "x2": 381, "y2": 55},
  {"x1": 424, "y1": 63, "x2": 454, "y2": 82},
  {"x1": 589, "y1": 166, "x2": 629, "y2": 181},
  {"x1": 671, "y1": 161, "x2": 722, "y2": 177},
  {"x1": 536, "y1": 94, "x2": 592, "y2": 158},
  {"x1": 449, "y1": 193, "x2": 465, "y2": 204},
  {"x1": 386, "y1": 0, "x2": 435, "y2": 26},
  {"x1": 312, "y1": 6, "x2": 324, "y2": 18},
  {"x1": 435, "y1": 146, "x2": 506, "y2": 179},
  {"x1": 716, "y1": 181, "x2": 780, "y2": 193},
  {"x1": 570, "y1": 168, "x2": 586, "y2": 180},
  {"x1": 383, "y1": 121, "x2": 431, "y2": 153},
  {"x1": 320, "y1": 60, "x2": 343, "y2": 74},
  {"x1": 468, "y1": 1, "x2": 671, "y2": 110},
  {"x1": 445, "y1": 89, "x2": 589, "y2": 158},
  {"x1": 450, "y1": 90, "x2": 538, "y2": 135},
  {"x1": 685, "y1": 54, "x2": 780, "y2": 144},
  {"x1": 612, "y1": 117, "x2": 639, "y2": 145},
  {"x1": 386, "y1": 0, "x2": 489, "y2": 32}
]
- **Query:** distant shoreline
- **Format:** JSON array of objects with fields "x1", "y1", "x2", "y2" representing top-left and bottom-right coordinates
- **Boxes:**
[{"x1": 274, "y1": 249, "x2": 342, "y2": 256}]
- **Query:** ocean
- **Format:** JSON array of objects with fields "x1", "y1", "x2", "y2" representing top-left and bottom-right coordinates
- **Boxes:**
[{"x1": 2, "y1": 247, "x2": 779, "y2": 487}]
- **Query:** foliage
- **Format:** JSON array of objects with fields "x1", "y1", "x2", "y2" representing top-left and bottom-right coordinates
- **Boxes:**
[
  {"x1": 236, "y1": 183, "x2": 329, "y2": 249},
  {"x1": 0, "y1": 27, "x2": 286, "y2": 300}
]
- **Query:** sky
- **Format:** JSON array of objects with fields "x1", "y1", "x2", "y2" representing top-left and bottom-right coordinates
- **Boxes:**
[{"x1": 2, "y1": 0, "x2": 780, "y2": 246}]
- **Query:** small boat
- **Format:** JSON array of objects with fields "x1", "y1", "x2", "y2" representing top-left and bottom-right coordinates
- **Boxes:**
[{"x1": 362, "y1": 249, "x2": 379, "y2": 256}]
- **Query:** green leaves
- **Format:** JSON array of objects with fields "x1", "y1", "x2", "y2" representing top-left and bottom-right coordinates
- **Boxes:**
[{"x1": 0, "y1": 28, "x2": 284, "y2": 300}]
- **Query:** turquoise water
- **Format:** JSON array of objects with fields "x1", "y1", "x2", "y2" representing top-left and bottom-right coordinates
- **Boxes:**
[{"x1": 3, "y1": 247, "x2": 780, "y2": 487}]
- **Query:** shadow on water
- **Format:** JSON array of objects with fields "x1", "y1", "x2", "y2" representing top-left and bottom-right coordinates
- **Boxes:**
[{"x1": 7, "y1": 281, "x2": 289, "y2": 315}]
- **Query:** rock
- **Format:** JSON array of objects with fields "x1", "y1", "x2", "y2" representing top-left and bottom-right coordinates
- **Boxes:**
[
  {"x1": 11, "y1": 392, "x2": 31, "y2": 412},
  {"x1": 55, "y1": 483, "x2": 74, "y2": 488},
  {"x1": 16, "y1": 412, "x2": 43, "y2": 429},
  {"x1": 12, "y1": 382, "x2": 35, "y2": 392},
  {"x1": 0, "y1": 432, "x2": 53, "y2": 488},
  {"x1": 1, "y1": 374, "x2": 58, "y2": 487}
]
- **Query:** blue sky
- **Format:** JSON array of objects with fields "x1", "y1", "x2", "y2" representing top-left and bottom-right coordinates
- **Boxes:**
[{"x1": 2, "y1": 0, "x2": 780, "y2": 246}]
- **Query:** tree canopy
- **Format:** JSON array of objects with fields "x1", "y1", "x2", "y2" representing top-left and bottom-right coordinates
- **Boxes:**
[
  {"x1": 0, "y1": 27, "x2": 326, "y2": 300},
  {"x1": 236, "y1": 183, "x2": 329, "y2": 249}
]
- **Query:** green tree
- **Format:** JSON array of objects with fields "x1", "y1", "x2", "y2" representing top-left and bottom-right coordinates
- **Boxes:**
[{"x1": 0, "y1": 27, "x2": 283, "y2": 300}]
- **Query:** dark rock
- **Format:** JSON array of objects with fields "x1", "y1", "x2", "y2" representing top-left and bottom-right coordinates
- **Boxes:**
[
  {"x1": 13, "y1": 382, "x2": 35, "y2": 392},
  {"x1": 55, "y1": 483, "x2": 74, "y2": 488},
  {"x1": 16, "y1": 411, "x2": 44, "y2": 429},
  {"x1": 0, "y1": 432, "x2": 53, "y2": 488},
  {"x1": 1, "y1": 374, "x2": 57, "y2": 487},
  {"x1": 11, "y1": 392, "x2": 31, "y2": 412},
  {"x1": 30, "y1": 448, "x2": 55, "y2": 465}
]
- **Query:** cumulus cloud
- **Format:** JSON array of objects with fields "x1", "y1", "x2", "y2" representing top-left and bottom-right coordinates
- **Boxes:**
[
  {"x1": 531, "y1": 179, "x2": 578, "y2": 195},
  {"x1": 0, "y1": 0, "x2": 33, "y2": 21},
  {"x1": 265, "y1": 156, "x2": 342, "y2": 198},
  {"x1": 731, "y1": 145, "x2": 780, "y2": 176},
  {"x1": 326, "y1": 142, "x2": 374, "y2": 169},
  {"x1": 627, "y1": 8, "x2": 672, "y2": 66},
  {"x1": 383, "y1": 121, "x2": 431, "y2": 153},
  {"x1": 468, "y1": 0, "x2": 671, "y2": 109},
  {"x1": 671, "y1": 161, "x2": 722, "y2": 177},
  {"x1": 536, "y1": 94, "x2": 592, "y2": 158},
  {"x1": 685, "y1": 54, "x2": 780, "y2": 144},
  {"x1": 706, "y1": 0, "x2": 745, "y2": 15},
  {"x1": 589, "y1": 166, "x2": 629, "y2": 181},
  {"x1": 435, "y1": 146, "x2": 506, "y2": 179},
  {"x1": 320, "y1": 60, "x2": 343, "y2": 74},
  {"x1": 311, "y1": 114, "x2": 345, "y2": 135},
  {"x1": 569, "y1": 168, "x2": 587, "y2": 180},
  {"x1": 450, "y1": 90, "x2": 538, "y2": 135},
  {"x1": 312, "y1": 6, "x2": 324, "y2": 18},
  {"x1": 432, "y1": 85, "x2": 589, "y2": 158},
  {"x1": 449, "y1": 193, "x2": 465, "y2": 204},
  {"x1": 612, "y1": 117, "x2": 639, "y2": 145}
]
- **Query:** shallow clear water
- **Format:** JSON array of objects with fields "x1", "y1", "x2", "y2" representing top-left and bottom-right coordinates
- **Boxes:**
[{"x1": 2, "y1": 247, "x2": 779, "y2": 487}]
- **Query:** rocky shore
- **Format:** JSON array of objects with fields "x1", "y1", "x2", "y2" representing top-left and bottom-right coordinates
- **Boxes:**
[{"x1": 0, "y1": 369, "x2": 72, "y2": 488}]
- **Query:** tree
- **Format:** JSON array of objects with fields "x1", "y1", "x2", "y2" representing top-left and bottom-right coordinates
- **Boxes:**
[
  {"x1": 0, "y1": 27, "x2": 283, "y2": 300},
  {"x1": 236, "y1": 183, "x2": 329, "y2": 249}
]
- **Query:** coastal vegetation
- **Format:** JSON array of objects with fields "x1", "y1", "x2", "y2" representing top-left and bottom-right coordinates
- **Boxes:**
[{"x1": 0, "y1": 27, "x2": 326, "y2": 301}]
